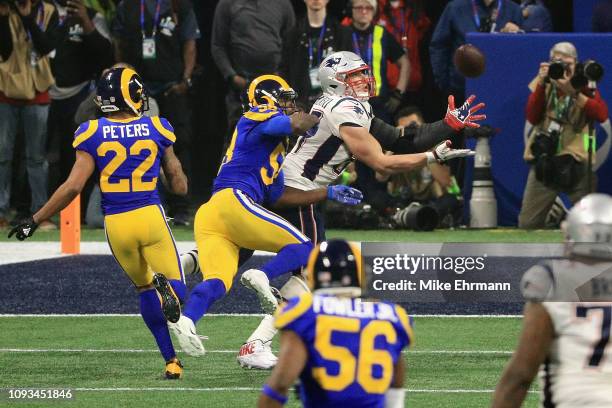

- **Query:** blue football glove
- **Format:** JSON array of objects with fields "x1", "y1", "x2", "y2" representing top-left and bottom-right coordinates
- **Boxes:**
[{"x1": 327, "y1": 185, "x2": 363, "y2": 205}]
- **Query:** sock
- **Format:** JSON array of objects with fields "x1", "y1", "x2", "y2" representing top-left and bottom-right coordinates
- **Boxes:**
[
  {"x1": 140, "y1": 289, "x2": 175, "y2": 362},
  {"x1": 246, "y1": 314, "x2": 277, "y2": 344},
  {"x1": 169, "y1": 279, "x2": 186, "y2": 304},
  {"x1": 183, "y1": 278, "x2": 226, "y2": 322},
  {"x1": 260, "y1": 241, "x2": 313, "y2": 281},
  {"x1": 180, "y1": 249, "x2": 200, "y2": 276}
]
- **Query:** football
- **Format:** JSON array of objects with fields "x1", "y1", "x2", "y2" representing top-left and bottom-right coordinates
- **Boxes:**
[{"x1": 454, "y1": 44, "x2": 486, "y2": 78}]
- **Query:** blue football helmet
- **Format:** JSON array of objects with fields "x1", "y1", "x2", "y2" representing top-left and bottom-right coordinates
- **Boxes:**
[
  {"x1": 246, "y1": 74, "x2": 298, "y2": 113},
  {"x1": 95, "y1": 67, "x2": 148, "y2": 115},
  {"x1": 306, "y1": 239, "x2": 362, "y2": 296}
]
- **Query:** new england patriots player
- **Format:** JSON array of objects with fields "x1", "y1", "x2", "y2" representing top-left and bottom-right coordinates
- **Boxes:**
[
  {"x1": 234, "y1": 51, "x2": 485, "y2": 369},
  {"x1": 258, "y1": 239, "x2": 413, "y2": 408},
  {"x1": 493, "y1": 193, "x2": 612, "y2": 407},
  {"x1": 9, "y1": 67, "x2": 189, "y2": 379}
]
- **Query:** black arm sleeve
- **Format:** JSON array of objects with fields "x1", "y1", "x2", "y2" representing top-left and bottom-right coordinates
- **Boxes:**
[
  {"x1": 21, "y1": 9, "x2": 59, "y2": 55},
  {"x1": 0, "y1": 15, "x2": 12, "y2": 61},
  {"x1": 369, "y1": 117, "x2": 455, "y2": 153}
]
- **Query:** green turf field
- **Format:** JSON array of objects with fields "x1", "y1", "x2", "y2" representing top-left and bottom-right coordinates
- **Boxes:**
[
  {"x1": 0, "y1": 315, "x2": 537, "y2": 407},
  {"x1": 0, "y1": 226, "x2": 562, "y2": 243}
]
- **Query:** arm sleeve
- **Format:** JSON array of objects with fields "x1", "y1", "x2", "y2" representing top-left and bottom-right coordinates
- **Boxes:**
[
  {"x1": 393, "y1": 304, "x2": 414, "y2": 349},
  {"x1": 525, "y1": 83, "x2": 546, "y2": 125},
  {"x1": 429, "y1": 4, "x2": 452, "y2": 91},
  {"x1": 370, "y1": 118, "x2": 453, "y2": 153},
  {"x1": 22, "y1": 8, "x2": 59, "y2": 55},
  {"x1": 385, "y1": 30, "x2": 404, "y2": 63},
  {"x1": 72, "y1": 120, "x2": 96, "y2": 154},
  {"x1": 583, "y1": 90, "x2": 609, "y2": 124},
  {"x1": 154, "y1": 117, "x2": 176, "y2": 148},
  {"x1": 260, "y1": 114, "x2": 292, "y2": 137},
  {"x1": 178, "y1": 0, "x2": 201, "y2": 41},
  {"x1": 210, "y1": 0, "x2": 236, "y2": 80}
]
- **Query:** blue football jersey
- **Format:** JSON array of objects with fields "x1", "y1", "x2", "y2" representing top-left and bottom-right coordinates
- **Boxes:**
[
  {"x1": 275, "y1": 293, "x2": 413, "y2": 408},
  {"x1": 213, "y1": 107, "x2": 291, "y2": 204},
  {"x1": 72, "y1": 115, "x2": 175, "y2": 215}
]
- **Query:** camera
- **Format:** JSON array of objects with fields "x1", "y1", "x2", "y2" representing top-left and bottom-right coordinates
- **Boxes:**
[
  {"x1": 531, "y1": 126, "x2": 559, "y2": 161},
  {"x1": 548, "y1": 59, "x2": 569, "y2": 80},
  {"x1": 571, "y1": 60, "x2": 604, "y2": 89}
]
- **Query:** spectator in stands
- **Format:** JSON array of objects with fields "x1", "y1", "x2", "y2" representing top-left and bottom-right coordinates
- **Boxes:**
[
  {"x1": 519, "y1": 42, "x2": 609, "y2": 229},
  {"x1": 280, "y1": 0, "x2": 351, "y2": 110},
  {"x1": 0, "y1": 0, "x2": 59, "y2": 230},
  {"x1": 520, "y1": 0, "x2": 552, "y2": 32},
  {"x1": 113, "y1": 0, "x2": 200, "y2": 226},
  {"x1": 375, "y1": 0, "x2": 431, "y2": 101},
  {"x1": 47, "y1": 0, "x2": 113, "y2": 193},
  {"x1": 211, "y1": 0, "x2": 295, "y2": 134},
  {"x1": 374, "y1": 106, "x2": 462, "y2": 227},
  {"x1": 430, "y1": 0, "x2": 523, "y2": 99},
  {"x1": 345, "y1": 0, "x2": 409, "y2": 123},
  {"x1": 593, "y1": 0, "x2": 612, "y2": 32}
]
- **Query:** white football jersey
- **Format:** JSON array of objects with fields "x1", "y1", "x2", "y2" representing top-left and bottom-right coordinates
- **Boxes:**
[
  {"x1": 283, "y1": 95, "x2": 374, "y2": 191},
  {"x1": 522, "y1": 259, "x2": 612, "y2": 407}
]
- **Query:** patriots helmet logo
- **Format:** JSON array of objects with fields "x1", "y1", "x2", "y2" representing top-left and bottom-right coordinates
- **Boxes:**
[{"x1": 324, "y1": 57, "x2": 342, "y2": 68}]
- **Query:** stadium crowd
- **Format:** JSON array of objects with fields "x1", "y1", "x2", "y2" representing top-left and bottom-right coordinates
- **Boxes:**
[{"x1": 0, "y1": 0, "x2": 607, "y2": 231}]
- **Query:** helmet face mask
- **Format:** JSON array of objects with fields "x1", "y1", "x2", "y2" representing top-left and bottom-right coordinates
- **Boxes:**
[
  {"x1": 247, "y1": 75, "x2": 298, "y2": 114},
  {"x1": 319, "y1": 51, "x2": 377, "y2": 101}
]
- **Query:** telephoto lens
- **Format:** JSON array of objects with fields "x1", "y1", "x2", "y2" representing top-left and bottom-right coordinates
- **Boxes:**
[{"x1": 548, "y1": 60, "x2": 568, "y2": 80}]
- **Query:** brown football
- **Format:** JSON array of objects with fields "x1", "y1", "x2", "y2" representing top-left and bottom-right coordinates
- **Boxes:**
[{"x1": 453, "y1": 44, "x2": 486, "y2": 78}]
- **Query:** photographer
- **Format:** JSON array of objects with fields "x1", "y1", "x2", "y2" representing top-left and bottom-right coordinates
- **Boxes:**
[
  {"x1": 0, "y1": 0, "x2": 59, "y2": 229},
  {"x1": 519, "y1": 42, "x2": 608, "y2": 229}
]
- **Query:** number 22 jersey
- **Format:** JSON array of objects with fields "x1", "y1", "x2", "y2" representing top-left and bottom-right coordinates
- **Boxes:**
[
  {"x1": 275, "y1": 292, "x2": 413, "y2": 408},
  {"x1": 72, "y1": 115, "x2": 176, "y2": 215}
]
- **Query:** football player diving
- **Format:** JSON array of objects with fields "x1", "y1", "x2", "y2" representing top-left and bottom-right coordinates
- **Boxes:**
[
  {"x1": 8, "y1": 67, "x2": 189, "y2": 379},
  {"x1": 258, "y1": 239, "x2": 413, "y2": 408},
  {"x1": 492, "y1": 193, "x2": 612, "y2": 407}
]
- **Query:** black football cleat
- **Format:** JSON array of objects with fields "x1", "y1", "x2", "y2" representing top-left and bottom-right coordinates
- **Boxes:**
[
  {"x1": 152, "y1": 273, "x2": 181, "y2": 323},
  {"x1": 165, "y1": 358, "x2": 183, "y2": 379}
]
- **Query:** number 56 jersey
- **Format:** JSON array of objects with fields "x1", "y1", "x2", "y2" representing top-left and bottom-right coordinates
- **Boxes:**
[
  {"x1": 275, "y1": 293, "x2": 413, "y2": 408},
  {"x1": 72, "y1": 116, "x2": 175, "y2": 215}
]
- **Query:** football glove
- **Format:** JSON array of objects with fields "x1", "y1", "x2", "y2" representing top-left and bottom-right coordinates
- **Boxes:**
[
  {"x1": 8, "y1": 217, "x2": 38, "y2": 241},
  {"x1": 426, "y1": 140, "x2": 475, "y2": 163},
  {"x1": 444, "y1": 94, "x2": 486, "y2": 132},
  {"x1": 327, "y1": 185, "x2": 363, "y2": 205}
]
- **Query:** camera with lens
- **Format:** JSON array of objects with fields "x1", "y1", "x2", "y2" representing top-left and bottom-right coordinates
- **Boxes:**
[
  {"x1": 548, "y1": 59, "x2": 570, "y2": 81},
  {"x1": 571, "y1": 60, "x2": 604, "y2": 89},
  {"x1": 531, "y1": 126, "x2": 559, "y2": 161}
]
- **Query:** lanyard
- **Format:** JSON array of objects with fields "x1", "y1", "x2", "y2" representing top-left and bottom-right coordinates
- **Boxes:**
[
  {"x1": 471, "y1": 0, "x2": 502, "y2": 32},
  {"x1": 551, "y1": 86, "x2": 572, "y2": 121},
  {"x1": 352, "y1": 32, "x2": 372, "y2": 66},
  {"x1": 141, "y1": 0, "x2": 162, "y2": 39},
  {"x1": 307, "y1": 22, "x2": 326, "y2": 68}
]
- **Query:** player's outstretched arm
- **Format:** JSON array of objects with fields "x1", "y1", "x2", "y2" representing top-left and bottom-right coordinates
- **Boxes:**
[
  {"x1": 491, "y1": 302, "x2": 554, "y2": 408},
  {"x1": 272, "y1": 186, "x2": 363, "y2": 208},
  {"x1": 289, "y1": 111, "x2": 320, "y2": 136},
  {"x1": 8, "y1": 151, "x2": 95, "y2": 240},
  {"x1": 258, "y1": 330, "x2": 308, "y2": 408},
  {"x1": 385, "y1": 358, "x2": 406, "y2": 408},
  {"x1": 161, "y1": 146, "x2": 188, "y2": 196}
]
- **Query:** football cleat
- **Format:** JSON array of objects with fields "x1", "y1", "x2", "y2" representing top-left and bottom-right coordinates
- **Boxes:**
[
  {"x1": 164, "y1": 357, "x2": 183, "y2": 379},
  {"x1": 237, "y1": 340, "x2": 278, "y2": 370},
  {"x1": 152, "y1": 273, "x2": 181, "y2": 323},
  {"x1": 181, "y1": 249, "x2": 201, "y2": 277},
  {"x1": 240, "y1": 269, "x2": 279, "y2": 314},
  {"x1": 169, "y1": 315, "x2": 207, "y2": 357}
]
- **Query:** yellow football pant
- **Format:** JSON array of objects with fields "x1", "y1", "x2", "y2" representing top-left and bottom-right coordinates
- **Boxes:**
[
  {"x1": 104, "y1": 204, "x2": 183, "y2": 287},
  {"x1": 194, "y1": 188, "x2": 308, "y2": 291}
]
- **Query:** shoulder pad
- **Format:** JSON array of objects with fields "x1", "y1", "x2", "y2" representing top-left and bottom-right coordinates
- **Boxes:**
[{"x1": 521, "y1": 262, "x2": 555, "y2": 302}]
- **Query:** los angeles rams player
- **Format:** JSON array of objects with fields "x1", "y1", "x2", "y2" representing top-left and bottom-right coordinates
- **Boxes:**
[
  {"x1": 169, "y1": 75, "x2": 321, "y2": 356},
  {"x1": 238, "y1": 50, "x2": 485, "y2": 369},
  {"x1": 258, "y1": 239, "x2": 413, "y2": 407},
  {"x1": 492, "y1": 193, "x2": 612, "y2": 407},
  {"x1": 8, "y1": 67, "x2": 189, "y2": 379}
]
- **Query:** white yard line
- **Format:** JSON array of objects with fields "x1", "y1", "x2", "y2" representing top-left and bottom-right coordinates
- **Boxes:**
[{"x1": 0, "y1": 348, "x2": 513, "y2": 355}]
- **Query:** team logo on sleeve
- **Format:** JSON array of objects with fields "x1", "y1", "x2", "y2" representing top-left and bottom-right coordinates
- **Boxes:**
[{"x1": 350, "y1": 105, "x2": 365, "y2": 116}]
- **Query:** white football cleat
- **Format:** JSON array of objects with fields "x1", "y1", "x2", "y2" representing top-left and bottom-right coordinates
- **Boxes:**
[
  {"x1": 169, "y1": 315, "x2": 206, "y2": 357},
  {"x1": 237, "y1": 340, "x2": 278, "y2": 369},
  {"x1": 240, "y1": 269, "x2": 279, "y2": 314}
]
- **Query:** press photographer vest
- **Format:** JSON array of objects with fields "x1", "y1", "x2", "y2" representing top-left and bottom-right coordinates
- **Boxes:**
[
  {"x1": 0, "y1": 4, "x2": 55, "y2": 100},
  {"x1": 524, "y1": 81, "x2": 590, "y2": 163}
]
